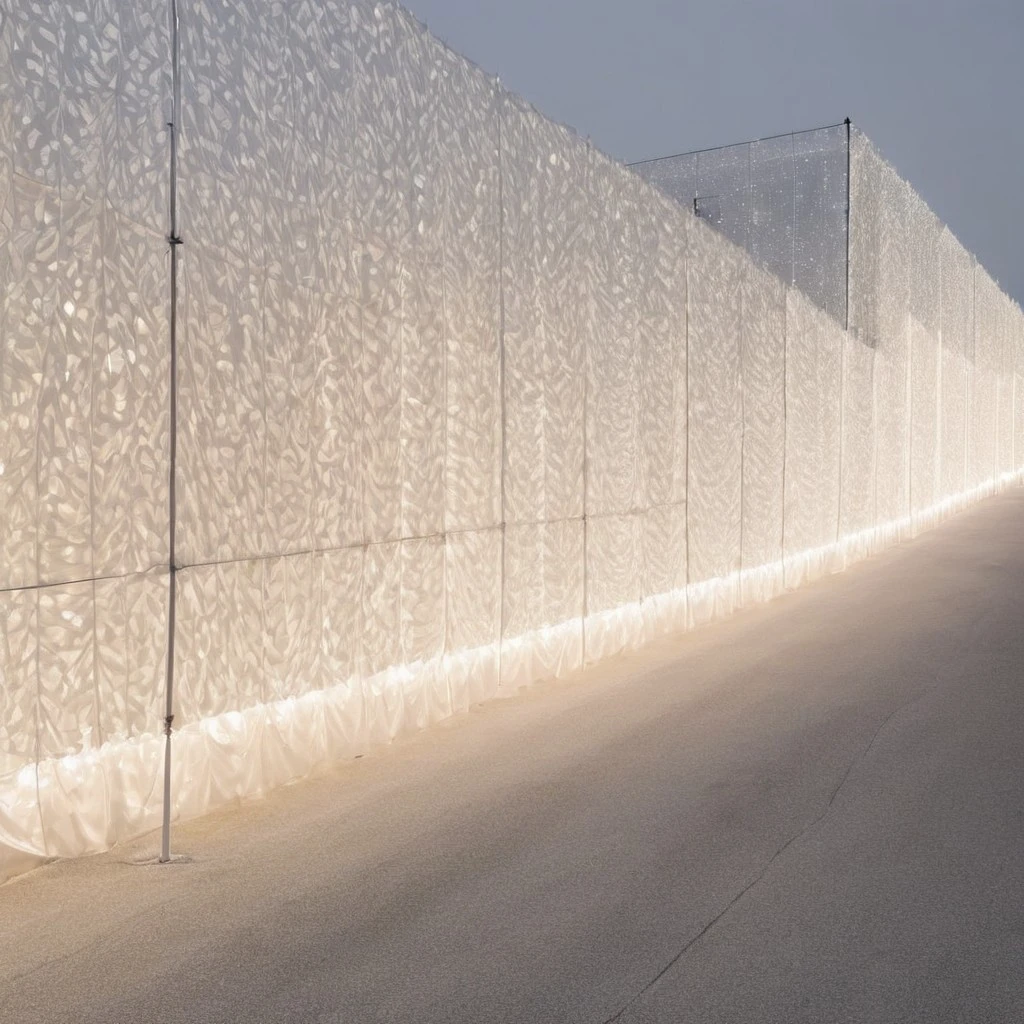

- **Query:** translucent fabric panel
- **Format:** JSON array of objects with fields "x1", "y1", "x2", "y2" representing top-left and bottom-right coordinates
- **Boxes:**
[
  {"x1": 33, "y1": 582, "x2": 101, "y2": 760},
  {"x1": 792, "y1": 125, "x2": 849, "y2": 323},
  {"x1": 748, "y1": 135, "x2": 797, "y2": 295},
  {"x1": 849, "y1": 127, "x2": 883, "y2": 347},
  {"x1": 342, "y1": 10, "x2": 440, "y2": 546},
  {"x1": 501, "y1": 520, "x2": 584, "y2": 688},
  {"x1": 1, "y1": 175, "x2": 60, "y2": 588},
  {"x1": 436, "y1": 46, "x2": 501, "y2": 533},
  {"x1": 0, "y1": 589, "x2": 37, "y2": 783},
  {"x1": 174, "y1": 559, "x2": 267, "y2": 724},
  {"x1": 873, "y1": 332, "x2": 910, "y2": 526},
  {"x1": 93, "y1": 574, "x2": 169, "y2": 746},
  {"x1": 907, "y1": 195, "x2": 942, "y2": 514},
  {"x1": 178, "y1": 0, "x2": 338, "y2": 554},
  {"x1": 996, "y1": 294, "x2": 1016, "y2": 476},
  {"x1": 640, "y1": 503, "x2": 687, "y2": 603},
  {"x1": 741, "y1": 264, "x2": 786, "y2": 573},
  {"x1": 7, "y1": 8, "x2": 62, "y2": 191},
  {"x1": 586, "y1": 512, "x2": 643, "y2": 660},
  {"x1": 94, "y1": 213, "x2": 169, "y2": 574},
  {"x1": 839, "y1": 338, "x2": 876, "y2": 537},
  {"x1": 0, "y1": 0, "x2": 171, "y2": 876},
  {"x1": 112, "y1": 1, "x2": 174, "y2": 227},
  {"x1": 872, "y1": 171, "x2": 911, "y2": 524},
  {"x1": 349, "y1": 4, "x2": 433, "y2": 217},
  {"x1": 785, "y1": 289, "x2": 824, "y2": 566},
  {"x1": 0, "y1": 594, "x2": 45, "y2": 861},
  {"x1": 170, "y1": 541, "x2": 491, "y2": 823},
  {"x1": 687, "y1": 218, "x2": 743, "y2": 593},
  {"x1": 500, "y1": 95, "x2": 587, "y2": 525},
  {"x1": 0, "y1": 573, "x2": 167, "y2": 860},
  {"x1": 177, "y1": 1, "x2": 454, "y2": 560},
  {"x1": 396, "y1": 536, "x2": 448, "y2": 727},
  {"x1": 787, "y1": 288, "x2": 842, "y2": 572},
  {"x1": 393, "y1": 251, "x2": 445, "y2": 541},
  {"x1": 587, "y1": 152, "x2": 641, "y2": 517},
  {"x1": 695, "y1": 144, "x2": 749, "y2": 257},
  {"x1": 971, "y1": 269, "x2": 999, "y2": 488},
  {"x1": 907, "y1": 196, "x2": 942, "y2": 339},
  {"x1": 635, "y1": 188, "x2": 689, "y2": 514},
  {"x1": 315, "y1": 276, "x2": 365, "y2": 551},
  {"x1": 635, "y1": 126, "x2": 848, "y2": 322},
  {"x1": 318, "y1": 546, "x2": 367, "y2": 754},
  {"x1": 815, "y1": 304, "x2": 843, "y2": 549},
  {"x1": 177, "y1": 0, "x2": 306, "y2": 562},
  {"x1": 35, "y1": 193, "x2": 100, "y2": 582},
  {"x1": 319, "y1": 549, "x2": 363, "y2": 692},
  {"x1": 909, "y1": 316, "x2": 940, "y2": 514},
  {"x1": 1, "y1": 6, "x2": 169, "y2": 587},
  {"x1": 1015, "y1": 308, "x2": 1024, "y2": 469},
  {"x1": 360, "y1": 537, "x2": 443, "y2": 737},
  {"x1": 445, "y1": 528, "x2": 502, "y2": 709},
  {"x1": 174, "y1": 557, "x2": 352, "y2": 807},
  {"x1": 175, "y1": 535, "x2": 449, "y2": 724},
  {"x1": 939, "y1": 231, "x2": 973, "y2": 496},
  {"x1": 8, "y1": 0, "x2": 1024, "y2": 885},
  {"x1": 358, "y1": 238, "x2": 412, "y2": 545},
  {"x1": 176, "y1": 249, "x2": 267, "y2": 563},
  {"x1": 263, "y1": 280, "x2": 320, "y2": 550},
  {"x1": 4, "y1": 0, "x2": 166, "y2": 219},
  {"x1": 630, "y1": 184, "x2": 688, "y2": 619}
]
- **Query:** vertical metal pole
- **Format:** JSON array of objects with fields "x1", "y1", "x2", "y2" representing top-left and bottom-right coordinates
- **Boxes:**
[{"x1": 161, "y1": 0, "x2": 182, "y2": 864}]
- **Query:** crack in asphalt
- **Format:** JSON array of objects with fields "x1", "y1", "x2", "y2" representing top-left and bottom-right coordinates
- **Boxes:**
[{"x1": 598, "y1": 601, "x2": 993, "y2": 1024}]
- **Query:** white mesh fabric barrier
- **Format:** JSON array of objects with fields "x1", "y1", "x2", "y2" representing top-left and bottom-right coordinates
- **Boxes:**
[
  {"x1": 2, "y1": 2, "x2": 1024, "y2": 879},
  {"x1": 633, "y1": 125, "x2": 849, "y2": 322},
  {"x1": 996, "y1": 293, "x2": 1014, "y2": 475},
  {"x1": 939, "y1": 229, "x2": 972, "y2": 498},
  {"x1": 872, "y1": 172, "x2": 910, "y2": 528},
  {"x1": 784, "y1": 287, "x2": 844, "y2": 585},
  {"x1": 501, "y1": 95, "x2": 586, "y2": 681},
  {"x1": 739, "y1": 264, "x2": 785, "y2": 602},
  {"x1": 686, "y1": 217, "x2": 743, "y2": 619},
  {"x1": 0, "y1": 0, "x2": 170, "y2": 874},
  {"x1": 848, "y1": 128, "x2": 1024, "y2": 538},
  {"x1": 584, "y1": 151, "x2": 646, "y2": 658},
  {"x1": 907, "y1": 193, "x2": 942, "y2": 517},
  {"x1": 972, "y1": 269, "x2": 1001, "y2": 489},
  {"x1": 171, "y1": 1, "x2": 507, "y2": 808},
  {"x1": 1016, "y1": 296, "x2": 1024, "y2": 470}
]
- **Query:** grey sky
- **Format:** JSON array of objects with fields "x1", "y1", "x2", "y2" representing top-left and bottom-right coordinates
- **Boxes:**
[{"x1": 409, "y1": 0, "x2": 1024, "y2": 308}]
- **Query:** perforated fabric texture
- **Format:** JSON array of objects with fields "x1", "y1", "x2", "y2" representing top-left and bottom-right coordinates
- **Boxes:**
[
  {"x1": 633, "y1": 125, "x2": 849, "y2": 323},
  {"x1": 1, "y1": 3, "x2": 1022, "y2": 878}
]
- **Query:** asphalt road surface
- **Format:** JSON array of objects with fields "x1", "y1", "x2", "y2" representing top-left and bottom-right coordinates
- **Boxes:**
[{"x1": 3, "y1": 490, "x2": 1024, "y2": 1024}]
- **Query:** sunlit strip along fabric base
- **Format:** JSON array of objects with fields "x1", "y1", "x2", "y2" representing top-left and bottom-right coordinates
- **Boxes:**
[{"x1": 3, "y1": 469, "x2": 1019, "y2": 883}]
